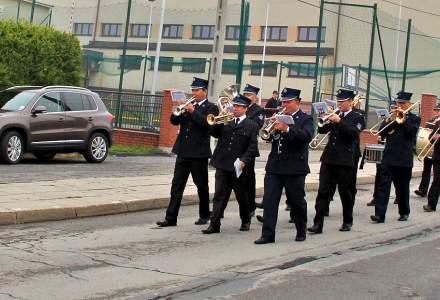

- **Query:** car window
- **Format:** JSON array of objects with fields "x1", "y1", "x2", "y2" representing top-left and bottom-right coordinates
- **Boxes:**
[
  {"x1": 82, "y1": 94, "x2": 97, "y2": 111},
  {"x1": 35, "y1": 92, "x2": 63, "y2": 112},
  {"x1": 63, "y1": 92, "x2": 84, "y2": 111},
  {"x1": 0, "y1": 91, "x2": 36, "y2": 111}
]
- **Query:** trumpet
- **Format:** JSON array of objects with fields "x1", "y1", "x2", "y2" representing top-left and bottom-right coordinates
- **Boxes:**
[
  {"x1": 259, "y1": 108, "x2": 287, "y2": 140},
  {"x1": 317, "y1": 94, "x2": 363, "y2": 127},
  {"x1": 374, "y1": 101, "x2": 420, "y2": 136},
  {"x1": 207, "y1": 85, "x2": 238, "y2": 125},
  {"x1": 172, "y1": 97, "x2": 196, "y2": 116}
]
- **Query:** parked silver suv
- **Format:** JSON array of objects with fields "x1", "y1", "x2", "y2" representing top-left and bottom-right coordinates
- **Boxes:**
[{"x1": 0, "y1": 86, "x2": 114, "y2": 164}]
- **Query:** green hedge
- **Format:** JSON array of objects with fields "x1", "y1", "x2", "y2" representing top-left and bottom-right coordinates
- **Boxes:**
[{"x1": 0, "y1": 20, "x2": 81, "y2": 89}]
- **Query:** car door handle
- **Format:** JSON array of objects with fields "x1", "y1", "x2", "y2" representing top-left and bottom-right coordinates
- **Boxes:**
[
  {"x1": 88, "y1": 117, "x2": 94, "y2": 121},
  {"x1": 58, "y1": 117, "x2": 64, "y2": 121}
]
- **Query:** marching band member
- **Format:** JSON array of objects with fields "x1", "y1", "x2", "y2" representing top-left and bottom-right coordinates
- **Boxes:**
[
  {"x1": 308, "y1": 89, "x2": 365, "y2": 234},
  {"x1": 264, "y1": 90, "x2": 281, "y2": 118},
  {"x1": 371, "y1": 91, "x2": 420, "y2": 223},
  {"x1": 254, "y1": 88, "x2": 313, "y2": 244},
  {"x1": 202, "y1": 94, "x2": 259, "y2": 234},
  {"x1": 156, "y1": 77, "x2": 219, "y2": 227},
  {"x1": 243, "y1": 84, "x2": 265, "y2": 216}
]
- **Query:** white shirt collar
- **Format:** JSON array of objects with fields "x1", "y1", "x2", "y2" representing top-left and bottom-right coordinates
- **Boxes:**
[
  {"x1": 291, "y1": 109, "x2": 300, "y2": 117},
  {"x1": 195, "y1": 99, "x2": 207, "y2": 106},
  {"x1": 342, "y1": 109, "x2": 352, "y2": 117},
  {"x1": 236, "y1": 115, "x2": 246, "y2": 124}
]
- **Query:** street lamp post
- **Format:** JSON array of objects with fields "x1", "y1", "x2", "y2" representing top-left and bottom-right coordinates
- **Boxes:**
[
  {"x1": 151, "y1": 0, "x2": 166, "y2": 95},
  {"x1": 141, "y1": 0, "x2": 155, "y2": 94}
]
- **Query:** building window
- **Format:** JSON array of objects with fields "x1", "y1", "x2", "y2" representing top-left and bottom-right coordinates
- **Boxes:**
[
  {"x1": 181, "y1": 58, "x2": 206, "y2": 73},
  {"x1": 131, "y1": 24, "x2": 150, "y2": 38},
  {"x1": 102, "y1": 23, "x2": 122, "y2": 37},
  {"x1": 192, "y1": 25, "x2": 215, "y2": 39},
  {"x1": 298, "y1": 26, "x2": 326, "y2": 42},
  {"x1": 222, "y1": 59, "x2": 238, "y2": 75},
  {"x1": 250, "y1": 60, "x2": 278, "y2": 77},
  {"x1": 162, "y1": 24, "x2": 183, "y2": 39},
  {"x1": 120, "y1": 55, "x2": 142, "y2": 70},
  {"x1": 260, "y1": 26, "x2": 287, "y2": 41},
  {"x1": 74, "y1": 23, "x2": 93, "y2": 36},
  {"x1": 287, "y1": 62, "x2": 316, "y2": 78},
  {"x1": 149, "y1": 56, "x2": 173, "y2": 72},
  {"x1": 226, "y1": 26, "x2": 250, "y2": 40}
]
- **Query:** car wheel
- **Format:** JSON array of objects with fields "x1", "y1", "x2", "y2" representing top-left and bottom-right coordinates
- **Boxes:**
[
  {"x1": 34, "y1": 152, "x2": 56, "y2": 161},
  {"x1": 1, "y1": 131, "x2": 24, "y2": 164},
  {"x1": 83, "y1": 133, "x2": 108, "y2": 163}
]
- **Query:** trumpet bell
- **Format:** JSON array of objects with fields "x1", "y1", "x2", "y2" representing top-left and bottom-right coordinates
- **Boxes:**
[
  {"x1": 207, "y1": 113, "x2": 234, "y2": 125},
  {"x1": 172, "y1": 106, "x2": 183, "y2": 116},
  {"x1": 259, "y1": 128, "x2": 272, "y2": 140}
]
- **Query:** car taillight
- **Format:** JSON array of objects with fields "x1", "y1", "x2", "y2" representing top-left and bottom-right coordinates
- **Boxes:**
[{"x1": 106, "y1": 113, "x2": 115, "y2": 124}]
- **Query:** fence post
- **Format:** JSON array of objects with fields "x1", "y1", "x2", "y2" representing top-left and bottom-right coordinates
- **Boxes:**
[
  {"x1": 402, "y1": 19, "x2": 412, "y2": 91},
  {"x1": 365, "y1": 3, "x2": 377, "y2": 126}
]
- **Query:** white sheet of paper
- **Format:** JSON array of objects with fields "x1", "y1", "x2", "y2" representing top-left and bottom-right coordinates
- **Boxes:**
[
  {"x1": 234, "y1": 158, "x2": 242, "y2": 178},
  {"x1": 275, "y1": 114, "x2": 295, "y2": 125}
]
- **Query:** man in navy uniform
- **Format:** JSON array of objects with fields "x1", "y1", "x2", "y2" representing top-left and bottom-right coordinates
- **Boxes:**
[
  {"x1": 157, "y1": 77, "x2": 219, "y2": 227},
  {"x1": 371, "y1": 91, "x2": 420, "y2": 223},
  {"x1": 423, "y1": 105, "x2": 440, "y2": 212},
  {"x1": 308, "y1": 89, "x2": 365, "y2": 234},
  {"x1": 254, "y1": 88, "x2": 313, "y2": 244},
  {"x1": 242, "y1": 84, "x2": 265, "y2": 216},
  {"x1": 202, "y1": 94, "x2": 259, "y2": 234}
]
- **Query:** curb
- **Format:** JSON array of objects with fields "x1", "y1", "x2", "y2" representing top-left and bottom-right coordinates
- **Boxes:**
[{"x1": 0, "y1": 171, "x2": 423, "y2": 226}]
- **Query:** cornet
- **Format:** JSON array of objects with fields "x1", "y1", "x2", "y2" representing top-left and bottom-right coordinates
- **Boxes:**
[
  {"x1": 172, "y1": 97, "x2": 196, "y2": 116},
  {"x1": 207, "y1": 85, "x2": 238, "y2": 125},
  {"x1": 259, "y1": 108, "x2": 287, "y2": 140}
]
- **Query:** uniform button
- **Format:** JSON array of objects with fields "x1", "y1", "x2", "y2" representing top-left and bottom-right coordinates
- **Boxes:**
[
  {"x1": 229, "y1": 142, "x2": 232, "y2": 145},
  {"x1": 279, "y1": 144, "x2": 282, "y2": 146},
  {"x1": 228, "y1": 148, "x2": 231, "y2": 151},
  {"x1": 332, "y1": 143, "x2": 336, "y2": 146},
  {"x1": 280, "y1": 137, "x2": 283, "y2": 140},
  {"x1": 186, "y1": 129, "x2": 189, "y2": 132}
]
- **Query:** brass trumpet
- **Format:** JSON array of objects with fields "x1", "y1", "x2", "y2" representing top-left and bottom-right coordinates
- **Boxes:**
[
  {"x1": 374, "y1": 101, "x2": 420, "y2": 136},
  {"x1": 207, "y1": 85, "x2": 238, "y2": 125},
  {"x1": 172, "y1": 97, "x2": 196, "y2": 116},
  {"x1": 317, "y1": 94, "x2": 362, "y2": 127},
  {"x1": 259, "y1": 108, "x2": 287, "y2": 140}
]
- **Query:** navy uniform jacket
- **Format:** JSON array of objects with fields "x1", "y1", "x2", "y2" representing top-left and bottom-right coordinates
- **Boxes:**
[
  {"x1": 246, "y1": 103, "x2": 265, "y2": 129},
  {"x1": 265, "y1": 109, "x2": 314, "y2": 175},
  {"x1": 379, "y1": 112, "x2": 420, "y2": 168},
  {"x1": 352, "y1": 108, "x2": 366, "y2": 158},
  {"x1": 170, "y1": 99, "x2": 219, "y2": 158},
  {"x1": 210, "y1": 118, "x2": 259, "y2": 172},
  {"x1": 429, "y1": 121, "x2": 440, "y2": 161},
  {"x1": 319, "y1": 110, "x2": 365, "y2": 167}
]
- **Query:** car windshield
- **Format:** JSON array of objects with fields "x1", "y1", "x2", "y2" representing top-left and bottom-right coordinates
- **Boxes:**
[{"x1": 0, "y1": 90, "x2": 37, "y2": 111}]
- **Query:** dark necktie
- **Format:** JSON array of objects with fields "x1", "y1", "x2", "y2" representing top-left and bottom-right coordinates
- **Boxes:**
[
  {"x1": 235, "y1": 118, "x2": 239, "y2": 126},
  {"x1": 194, "y1": 103, "x2": 199, "y2": 110}
]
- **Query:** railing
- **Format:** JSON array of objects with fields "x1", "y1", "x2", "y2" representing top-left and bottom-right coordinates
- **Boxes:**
[{"x1": 94, "y1": 90, "x2": 163, "y2": 133}]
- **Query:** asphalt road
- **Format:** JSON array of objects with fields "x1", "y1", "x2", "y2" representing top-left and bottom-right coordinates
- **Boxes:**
[{"x1": 1, "y1": 181, "x2": 439, "y2": 300}]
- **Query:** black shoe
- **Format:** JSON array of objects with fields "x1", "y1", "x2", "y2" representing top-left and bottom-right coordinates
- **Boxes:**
[
  {"x1": 202, "y1": 224, "x2": 220, "y2": 234},
  {"x1": 323, "y1": 209, "x2": 329, "y2": 217},
  {"x1": 239, "y1": 222, "x2": 251, "y2": 231},
  {"x1": 366, "y1": 199, "x2": 376, "y2": 207},
  {"x1": 255, "y1": 202, "x2": 264, "y2": 209},
  {"x1": 156, "y1": 219, "x2": 177, "y2": 227},
  {"x1": 393, "y1": 199, "x2": 398, "y2": 204},
  {"x1": 295, "y1": 234, "x2": 306, "y2": 242},
  {"x1": 339, "y1": 223, "x2": 352, "y2": 232},
  {"x1": 254, "y1": 236, "x2": 275, "y2": 244},
  {"x1": 285, "y1": 204, "x2": 291, "y2": 211},
  {"x1": 423, "y1": 204, "x2": 435, "y2": 212},
  {"x1": 370, "y1": 215, "x2": 385, "y2": 223},
  {"x1": 398, "y1": 214, "x2": 409, "y2": 221},
  {"x1": 414, "y1": 190, "x2": 427, "y2": 197},
  {"x1": 256, "y1": 215, "x2": 264, "y2": 223},
  {"x1": 307, "y1": 224, "x2": 323, "y2": 234},
  {"x1": 289, "y1": 218, "x2": 294, "y2": 223},
  {"x1": 195, "y1": 218, "x2": 209, "y2": 225}
]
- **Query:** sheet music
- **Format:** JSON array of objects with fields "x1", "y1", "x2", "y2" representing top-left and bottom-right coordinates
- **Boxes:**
[
  {"x1": 275, "y1": 114, "x2": 295, "y2": 125},
  {"x1": 234, "y1": 158, "x2": 243, "y2": 178}
]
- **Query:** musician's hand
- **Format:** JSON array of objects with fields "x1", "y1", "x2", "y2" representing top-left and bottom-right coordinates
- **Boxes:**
[
  {"x1": 239, "y1": 160, "x2": 246, "y2": 171},
  {"x1": 186, "y1": 103, "x2": 195, "y2": 113},
  {"x1": 432, "y1": 134, "x2": 440, "y2": 141},
  {"x1": 377, "y1": 136, "x2": 383, "y2": 143},
  {"x1": 274, "y1": 121, "x2": 289, "y2": 132},
  {"x1": 328, "y1": 113, "x2": 341, "y2": 123}
]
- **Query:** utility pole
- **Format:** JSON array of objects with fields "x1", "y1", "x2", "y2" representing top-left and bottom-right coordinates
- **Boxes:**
[
  {"x1": 151, "y1": 0, "x2": 166, "y2": 95},
  {"x1": 208, "y1": 0, "x2": 228, "y2": 102},
  {"x1": 30, "y1": 0, "x2": 36, "y2": 23}
]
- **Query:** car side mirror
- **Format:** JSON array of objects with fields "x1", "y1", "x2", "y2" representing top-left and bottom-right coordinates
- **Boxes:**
[{"x1": 32, "y1": 105, "x2": 47, "y2": 115}]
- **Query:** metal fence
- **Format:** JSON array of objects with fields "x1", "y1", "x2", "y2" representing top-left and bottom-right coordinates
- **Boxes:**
[{"x1": 94, "y1": 90, "x2": 163, "y2": 133}]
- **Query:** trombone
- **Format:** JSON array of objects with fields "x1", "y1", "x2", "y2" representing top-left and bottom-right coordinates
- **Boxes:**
[
  {"x1": 206, "y1": 85, "x2": 238, "y2": 125},
  {"x1": 172, "y1": 97, "x2": 196, "y2": 116},
  {"x1": 373, "y1": 101, "x2": 420, "y2": 136},
  {"x1": 259, "y1": 108, "x2": 287, "y2": 140}
]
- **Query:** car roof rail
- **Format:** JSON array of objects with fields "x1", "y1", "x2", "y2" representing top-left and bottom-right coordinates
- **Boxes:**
[
  {"x1": 43, "y1": 86, "x2": 91, "y2": 91},
  {"x1": 6, "y1": 85, "x2": 44, "y2": 90}
]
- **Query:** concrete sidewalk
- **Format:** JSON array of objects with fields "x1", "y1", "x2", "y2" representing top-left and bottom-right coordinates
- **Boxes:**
[{"x1": 0, "y1": 150, "x2": 423, "y2": 225}]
